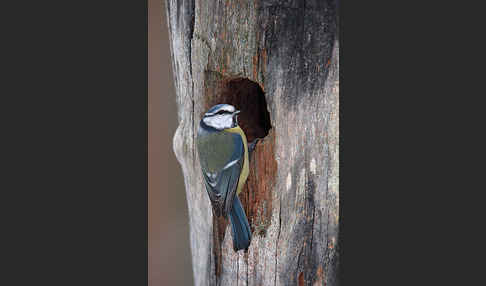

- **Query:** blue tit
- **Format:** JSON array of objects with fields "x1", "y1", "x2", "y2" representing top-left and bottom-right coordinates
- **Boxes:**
[{"x1": 196, "y1": 104, "x2": 251, "y2": 251}]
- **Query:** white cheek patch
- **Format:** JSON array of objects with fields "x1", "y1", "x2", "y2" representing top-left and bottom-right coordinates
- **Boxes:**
[{"x1": 203, "y1": 114, "x2": 233, "y2": 130}]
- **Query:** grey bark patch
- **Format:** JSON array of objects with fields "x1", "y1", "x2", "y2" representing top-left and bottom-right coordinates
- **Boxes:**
[{"x1": 259, "y1": 1, "x2": 337, "y2": 108}]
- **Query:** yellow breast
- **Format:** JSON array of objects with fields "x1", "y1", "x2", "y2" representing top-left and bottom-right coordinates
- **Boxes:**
[{"x1": 225, "y1": 126, "x2": 249, "y2": 195}]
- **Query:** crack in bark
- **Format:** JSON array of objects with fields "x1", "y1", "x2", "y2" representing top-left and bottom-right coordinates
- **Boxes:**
[
  {"x1": 324, "y1": 193, "x2": 331, "y2": 285},
  {"x1": 246, "y1": 251, "x2": 249, "y2": 286},
  {"x1": 274, "y1": 197, "x2": 282, "y2": 286},
  {"x1": 297, "y1": 242, "x2": 304, "y2": 273},
  {"x1": 189, "y1": 0, "x2": 196, "y2": 171},
  {"x1": 208, "y1": 233, "x2": 212, "y2": 285},
  {"x1": 324, "y1": 123, "x2": 332, "y2": 285},
  {"x1": 309, "y1": 200, "x2": 316, "y2": 263},
  {"x1": 191, "y1": 95, "x2": 195, "y2": 169},
  {"x1": 302, "y1": 0, "x2": 306, "y2": 41}
]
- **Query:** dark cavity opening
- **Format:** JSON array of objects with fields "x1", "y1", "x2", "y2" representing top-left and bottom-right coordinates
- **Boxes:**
[{"x1": 205, "y1": 76, "x2": 271, "y2": 143}]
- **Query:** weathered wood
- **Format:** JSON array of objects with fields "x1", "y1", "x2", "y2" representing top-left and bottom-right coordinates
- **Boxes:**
[{"x1": 165, "y1": 0, "x2": 339, "y2": 285}]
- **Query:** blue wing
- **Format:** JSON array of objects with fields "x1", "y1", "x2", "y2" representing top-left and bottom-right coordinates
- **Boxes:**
[{"x1": 200, "y1": 133, "x2": 244, "y2": 217}]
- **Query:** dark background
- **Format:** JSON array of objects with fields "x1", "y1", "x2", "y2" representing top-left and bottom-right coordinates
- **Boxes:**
[{"x1": 149, "y1": 1, "x2": 193, "y2": 285}]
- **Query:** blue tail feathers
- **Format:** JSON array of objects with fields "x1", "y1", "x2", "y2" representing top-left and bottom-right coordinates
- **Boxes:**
[{"x1": 229, "y1": 196, "x2": 252, "y2": 251}]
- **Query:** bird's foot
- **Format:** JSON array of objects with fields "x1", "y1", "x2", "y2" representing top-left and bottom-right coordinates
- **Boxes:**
[{"x1": 248, "y1": 138, "x2": 260, "y2": 158}]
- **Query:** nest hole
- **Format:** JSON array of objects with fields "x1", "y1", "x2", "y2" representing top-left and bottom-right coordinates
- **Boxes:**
[{"x1": 205, "y1": 77, "x2": 271, "y2": 143}]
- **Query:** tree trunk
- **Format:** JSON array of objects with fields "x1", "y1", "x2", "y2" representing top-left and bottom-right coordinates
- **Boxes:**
[{"x1": 165, "y1": 0, "x2": 339, "y2": 285}]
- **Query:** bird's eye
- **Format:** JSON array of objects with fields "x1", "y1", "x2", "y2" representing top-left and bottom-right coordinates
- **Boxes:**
[{"x1": 216, "y1": 110, "x2": 226, "y2": 115}]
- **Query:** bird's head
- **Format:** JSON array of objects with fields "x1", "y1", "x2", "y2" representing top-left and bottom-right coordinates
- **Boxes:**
[{"x1": 202, "y1": 104, "x2": 240, "y2": 130}]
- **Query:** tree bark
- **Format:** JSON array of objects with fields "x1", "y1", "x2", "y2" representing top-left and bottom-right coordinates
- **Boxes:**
[{"x1": 165, "y1": 0, "x2": 339, "y2": 285}]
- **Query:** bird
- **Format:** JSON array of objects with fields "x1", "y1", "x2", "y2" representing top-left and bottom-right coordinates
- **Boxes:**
[{"x1": 196, "y1": 104, "x2": 252, "y2": 251}]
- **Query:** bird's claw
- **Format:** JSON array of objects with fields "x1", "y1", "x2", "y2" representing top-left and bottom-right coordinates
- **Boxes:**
[{"x1": 248, "y1": 138, "x2": 260, "y2": 158}]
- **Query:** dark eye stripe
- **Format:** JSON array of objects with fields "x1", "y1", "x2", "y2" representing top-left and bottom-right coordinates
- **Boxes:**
[{"x1": 205, "y1": 109, "x2": 232, "y2": 117}]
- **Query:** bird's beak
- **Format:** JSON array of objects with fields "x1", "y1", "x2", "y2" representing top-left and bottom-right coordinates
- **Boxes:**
[{"x1": 232, "y1": 110, "x2": 240, "y2": 126}]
